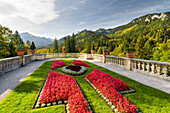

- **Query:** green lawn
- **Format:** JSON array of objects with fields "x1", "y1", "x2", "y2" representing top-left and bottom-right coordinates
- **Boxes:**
[{"x1": 0, "y1": 59, "x2": 169, "y2": 113}]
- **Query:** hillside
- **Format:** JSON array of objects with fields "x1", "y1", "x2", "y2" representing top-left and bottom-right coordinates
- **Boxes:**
[
  {"x1": 38, "y1": 11, "x2": 170, "y2": 62},
  {"x1": 20, "y1": 32, "x2": 53, "y2": 47}
]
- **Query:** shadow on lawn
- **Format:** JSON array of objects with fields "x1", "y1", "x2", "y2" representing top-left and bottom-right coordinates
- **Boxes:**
[{"x1": 13, "y1": 80, "x2": 43, "y2": 93}]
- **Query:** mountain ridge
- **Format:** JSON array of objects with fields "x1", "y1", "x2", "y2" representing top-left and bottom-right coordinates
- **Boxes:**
[{"x1": 20, "y1": 32, "x2": 53, "y2": 47}]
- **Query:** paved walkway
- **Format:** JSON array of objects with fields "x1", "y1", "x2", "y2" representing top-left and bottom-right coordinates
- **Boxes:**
[
  {"x1": 88, "y1": 60, "x2": 170, "y2": 94},
  {"x1": 0, "y1": 59, "x2": 55, "y2": 101},
  {"x1": 0, "y1": 59, "x2": 170, "y2": 102}
]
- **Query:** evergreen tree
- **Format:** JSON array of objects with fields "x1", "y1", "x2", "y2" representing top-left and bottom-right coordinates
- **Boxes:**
[
  {"x1": 97, "y1": 46, "x2": 102, "y2": 54},
  {"x1": 26, "y1": 40, "x2": 31, "y2": 45},
  {"x1": 30, "y1": 41, "x2": 36, "y2": 50},
  {"x1": 9, "y1": 40, "x2": 16, "y2": 57},
  {"x1": 54, "y1": 38, "x2": 58, "y2": 52},
  {"x1": 66, "y1": 37, "x2": 71, "y2": 52},
  {"x1": 135, "y1": 35, "x2": 146, "y2": 59},
  {"x1": 64, "y1": 37, "x2": 67, "y2": 47},
  {"x1": 85, "y1": 41, "x2": 91, "y2": 53},
  {"x1": 70, "y1": 33, "x2": 76, "y2": 52}
]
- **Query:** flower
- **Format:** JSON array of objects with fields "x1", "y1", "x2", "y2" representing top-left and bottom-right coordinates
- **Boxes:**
[
  {"x1": 86, "y1": 69, "x2": 137, "y2": 113},
  {"x1": 51, "y1": 60, "x2": 67, "y2": 70},
  {"x1": 39, "y1": 71, "x2": 91, "y2": 112},
  {"x1": 72, "y1": 60, "x2": 91, "y2": 68}
]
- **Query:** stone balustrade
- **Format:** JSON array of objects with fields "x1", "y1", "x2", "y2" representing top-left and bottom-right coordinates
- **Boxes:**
[
  {"x1": 93, "y1": 54, "x2": 103, "y2": 61},
  {"x1": 105, "y1": 55, "x2": 127, "y2": 67},
  {"x1": 0, "y1": 56, "x2": 22, "y2": 75},
  {"x1": 0, "y1": 53, "x2": 169, "y2": 80},
  {"x1": 131, "y1": 58, "x2": 170, "y2": 79}
]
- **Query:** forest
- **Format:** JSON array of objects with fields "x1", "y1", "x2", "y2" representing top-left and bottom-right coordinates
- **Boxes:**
[{"x1": 1, "y1": 12, "x2": 170, "y2": 62}]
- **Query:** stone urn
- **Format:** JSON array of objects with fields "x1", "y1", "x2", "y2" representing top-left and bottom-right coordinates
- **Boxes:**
[
  {"x1": 91, "y1": 50, "x2": 95, "y2": 54},
  {"x1": 126, "y1": 52, "x2": 135, "y2": 58},
  {"x1": 30, "y1": 50, "x2": 36, "y2": 54},
  {"x1": 16, "y1": 49, "x2": 25, "y2": 56},
  {"x1": 103, "y1": 50, "x2": 108, "y2": 56}
]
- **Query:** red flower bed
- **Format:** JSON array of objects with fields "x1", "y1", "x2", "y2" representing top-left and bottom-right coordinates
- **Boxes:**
[
  {"x1": 86, "y1": 69, "x2": 137, "y2": 113},
  {"x1": 72, "y1": 60, "x2": 91, "y2": 68},
  {"x1": 39, "y1": 71, "x2": 91, "y2": 113},
  {"x1": 51, "y1": 60, "x2": 66, "y2": 70}
]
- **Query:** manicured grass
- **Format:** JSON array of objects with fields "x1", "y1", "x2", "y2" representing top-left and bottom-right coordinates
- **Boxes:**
[{"x1": 0, "y1": 59, "x2": 169, "y2": 113}]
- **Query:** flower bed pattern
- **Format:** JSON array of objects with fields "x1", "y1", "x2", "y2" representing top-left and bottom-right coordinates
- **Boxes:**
[
  {"x1": 62, "y1": 65, "x2": 87, "y2": 75},
  {"x1": 51, "y1": 60, "x2": 67, "y2": 70},
  {"x1": 86, "y1": 69, "x2": 140, "y2": 113},
  {"x1": 72, "y1": 60, "x2": 91, "y2": 68},
  {"x1": 34, "y1": 71, "x2": 92, "y2": 113}
]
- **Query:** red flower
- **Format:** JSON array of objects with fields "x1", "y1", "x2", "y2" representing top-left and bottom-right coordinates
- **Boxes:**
[
  {"x1": 51, "y1": 60, "x2": 67, "y2": 70},
  {"x1": 72, "y1": 60, "x2": 91, "y2": 68},
  {"x1": 86, "y1": 69, "x2": 137, "y2": 113},
  {"x1": 39, "y1": 71, "x2": 91, "y2": 112}
]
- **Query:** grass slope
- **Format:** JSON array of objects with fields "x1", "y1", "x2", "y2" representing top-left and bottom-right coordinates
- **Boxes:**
[{"x1": 0, "y1": 59, "x2": 169, "y2": 113}]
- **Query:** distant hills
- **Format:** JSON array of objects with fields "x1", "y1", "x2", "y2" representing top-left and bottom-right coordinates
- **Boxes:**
[
  {"x1": 42, "y1": 11, "x2": 170, "y2": 48},
  {"x1": 20, "y1": 32, "x2": 53, "y2": 47}
]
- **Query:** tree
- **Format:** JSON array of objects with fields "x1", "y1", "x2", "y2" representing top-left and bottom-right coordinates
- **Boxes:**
[
  {"x1": 26, "y1": 40, "x2": 31, "y2": 45},
  {"x1": 14, "y1": 30, "x2": 24, "y2": 44},
  {"x1": 66, "y1": 37, "x2": 71, "y2": 52},
  {"x1": 30, "y1": 41, "x2": 36, "y2": 50},
  {"x1": 97, "y1": 47, "x2": 102, "y2": 54},
  {"x1": 135, "y1": 35, "x2": 147, "y2": 59},
  {"x1": 54, "y1": 38, "x2": 58, "y2": 52},
  {"x1": 70, "y1": 33, "x2": 76, "y2": 52},
  {"x1": 84, "y1": 41, "x2": 91, "y2": 53}
]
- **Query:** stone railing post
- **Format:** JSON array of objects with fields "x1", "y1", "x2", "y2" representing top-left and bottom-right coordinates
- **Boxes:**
[
  {"x1": 125, "y1": 58, "x2": 133, "y2": 71},
  {"x1": 32, "y1": 55, "x2": 35, "y2": 61},
  {"x1": 0, "y1": 63, "x2": 4, "y2": 75},
  {"x1": 22, "y1": 56, "x2": 26, "y2": 66},
  {"x1": 103, "y1": 55, "x2": 106, "y2": 63}
]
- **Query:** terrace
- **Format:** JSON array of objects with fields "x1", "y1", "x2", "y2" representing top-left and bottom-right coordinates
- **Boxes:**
[{"x1": 0, "y1": 53, "x2": 170, "y2": 112}]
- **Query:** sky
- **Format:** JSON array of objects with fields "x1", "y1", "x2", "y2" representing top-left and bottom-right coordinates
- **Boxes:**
[{"x1": 0, "y1": 0, "x2": 170, "y2": 39}]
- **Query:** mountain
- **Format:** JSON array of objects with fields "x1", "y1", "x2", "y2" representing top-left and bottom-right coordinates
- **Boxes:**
[
  {"x1": 20, "y1": 32, "x2": 53, "y2": 47},
  {"x1": 37, "y1": 11, "x2": 170, "y2": 62},
  {"x1": 95, "y1": 12, "x2": 170, "y2": 37}
]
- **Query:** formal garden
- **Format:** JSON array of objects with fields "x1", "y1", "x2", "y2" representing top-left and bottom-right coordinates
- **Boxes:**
[{"x1": 0, "y1": 59, "x2": 169, "y2": 113}]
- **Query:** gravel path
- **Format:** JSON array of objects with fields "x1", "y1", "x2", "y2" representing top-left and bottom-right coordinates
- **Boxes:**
[
  {"x1": 0, "y1": 58, "x2": 169, "y2": 102},
  {"x1": 88, "y1": 60, "x2": 170, "y2": 94}
]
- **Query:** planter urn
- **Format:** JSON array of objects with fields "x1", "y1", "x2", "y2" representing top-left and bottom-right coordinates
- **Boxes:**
[
  {"x1": 126, "y1": 52, "x2": 135, "y2": 58},
  {"x1": 103, "y1": 50, "x2": 108, "y2": 56},
  {"x1": 91, "y1": 50, "x2": 95, "y2": 54},
  {"x1": 16, "y1": 49, "x2": 25, "y2": 56},
  {"x1": 30, "y1": 50, "x2": 36, "y2": 54}
]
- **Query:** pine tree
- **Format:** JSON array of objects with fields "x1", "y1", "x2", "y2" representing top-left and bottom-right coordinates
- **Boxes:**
[
  {"x1": 26, "y1": 40, "x2": 31, "y2": 45},
  {"x1": 135, "y1": 35, "x2": 146, "y2": 59},
  {"x1": 84, "y1": 41, "x2": 91, "y2": 53},
  {"x1": 66, "y1": 37, "x2": 71, "y2": 52},
  {"x1": 54, "y1": 38, "x2": 58, "y2": 52},
  {"x1": 30, "y1": 41, "x2": 36, "y2": 50},
  {"x1": 70, "y1": 33, "x2": 76, "y2": 52}
]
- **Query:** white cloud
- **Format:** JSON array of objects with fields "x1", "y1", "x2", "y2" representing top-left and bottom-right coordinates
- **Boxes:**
[
  {"x1": 71, "y1": 7, "x2": 78, "y2": 10},
  {"x1": 79, "y1": 21, "x2": 86, "y2": 25},
  {"x1": 0, "y1": 0, "x2": 59, "y2": 25}
]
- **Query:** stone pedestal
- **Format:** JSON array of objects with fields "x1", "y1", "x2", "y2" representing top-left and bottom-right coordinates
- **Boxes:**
[
  {"x1": 125, "y1": 58, "x2": 133, "y2": 71},
  {"x1": 22, "y1": 56, "x2": 26, "y2": 66},
  {"x1": 103, "y1": 55, "x2": 106, "y2": 63}
]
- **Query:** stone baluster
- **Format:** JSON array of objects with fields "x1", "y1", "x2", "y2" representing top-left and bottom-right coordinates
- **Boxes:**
[
  {"x1": 151, "y1": 63, "x2": 156, "y2": 74},
  {"x1": 137, "y1": 62, "x2": 141, "y2": 70},
  {"x1": 162, "y1": 66, "x2": 168, "y2": 77},
  {"x1": 142, "y1": 62, "x2": 145, "y2": 71},
  {"x1": 156, "y1": 65, "x2": 161, "y2": 75},
  {"x1": 146, "y1": 63, "x2": 150, "y2": 73}
]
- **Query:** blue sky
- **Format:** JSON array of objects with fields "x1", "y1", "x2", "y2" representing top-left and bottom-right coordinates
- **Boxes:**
[{"x1": 0, "y1": 0, "x2": 170, "y2": 39}]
